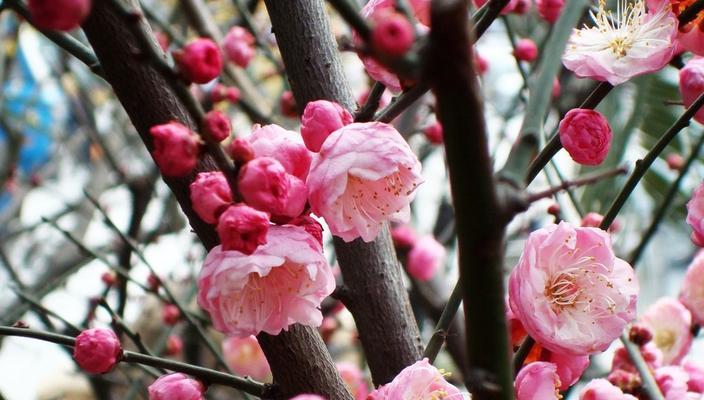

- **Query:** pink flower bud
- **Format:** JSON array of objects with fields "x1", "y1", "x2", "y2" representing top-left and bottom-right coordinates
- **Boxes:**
[
  {"x1": 681, "y1": 251, "x2": 704, "y2": 325},
  {"x1": 628, "y1": 323, "x2": 653, "y2": 346},
  {"x1": 406, "y1": 236, "x2": 446, "y2": 281},
  {"x1": 608, "y1": 369, "x2": 642, "y2": 394},
  {"x1": 679, "y1": 57, "x2": 704, "y2": 125},
  {"x1": 371, "y1": 11, "x2": 415, "y2": 57},
  {"x1": 580, "y1": 212, "x2": 603, "y2": 228},
  {"x1": 147, "y1": 274, "x2": 160, "y2": 291},
  {"x1": 612, "y1": 342, "x2": 662, "y2": 372},
  {"x1": 558, "y1": 108, "x2": 612, "y2": 166},
  {"x1": 547, "y1": 203, "x2": 561, "y2": 216},
  {"x1": 28, "y1": 0, "x2": 91, "y2": 31},
  {"x1": 165, "y1": 335, "x2": 183, "y2": 356},
  {"x1": 223, "y1": 26, "x2": 256, "y2": 68},
  {"x1": 552, "y1": 78, "x2": 561, "y2": 98},
  {"x1": 148, "y1": 373, "x2": 205, "y2": 400},
  {"x1": 514, "y1": 38, "x2": 538, "y2": 62},
  {"x1": 247, "y1": 124, "x2": 312, "y2": 181},
  {"x1": 579, "y1": 378, "x2": 637, "y2": 399},
  {"x1": 173, "y1": 38, "x2": 223, "y2": 84},
  {"x1": 101, "y1": 271, "x2": 117, "y2": 286},
  {"x1": 474, "y1": 51, "x2": 489, "y2": 75},
  {"x1": 216, "y1": 204, "x2": 270, "y2": 254},
  {"x1": 189, "y1": 172, "x2": 232, "y2": 224},
  {"x1": 149, "y1": 122, "x2": 200, "y2": 177},
  {"x1": 203, "y1": 110, "x2": 231, "y2": 142},
  {"x1": 290, "y1": 396, "x2": 326, "y2": 400},
  {"x1": 238, "y1": 157, "x2": 307, "y2": 221},
  {"x1": 73, "y1": 328, "x2": 122, "y2": 374},
  {"x1": 667, "y1": 153, "x2": 684, "y2": 170},
  {"x1": 300, "y1": 100, "x2": 354, "y2": 152},
  {"x1": 227, "y1": 138, "x2": 255, "y2": 164},
  {"x1": 280, "y1": 91, "x2": 298, "y2": 117},
  {"x1": 162, "y1": 304, "x2": 181, "y2": 326},
  {"x1": 423, "y1": 122, "x2": 444, "y2": 144},
  {"x1": 210, "y1": 84, "x2": 241, "y2": 104},
  {"x1": 391, "y1": 225, "x2": 418, "y2": 250},
  {"x1": 640, "y1": 298, "x2": 693, "y2": 365},
  {"x1": 289, "y1": 215, "x2": 324, "y2": 245},
  {"x1": 515, "y1": 362, "x2": 561, "y2": 400},
  {"x1": 536, "y1": 0, "x2": 564, "y2": 23}
]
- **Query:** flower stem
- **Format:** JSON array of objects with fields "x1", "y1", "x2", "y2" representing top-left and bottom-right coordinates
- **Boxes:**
[{"x1": 620, "y1": 333, "x2": 665, "y2": 400}]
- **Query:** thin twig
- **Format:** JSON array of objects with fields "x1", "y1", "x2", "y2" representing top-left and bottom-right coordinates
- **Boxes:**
[
  {"x1": 620, "y1": 333, "x2": 665, "y2": 400},
  {"x1": 526, "y1": 165, "x2": 628, "y2": 203}
]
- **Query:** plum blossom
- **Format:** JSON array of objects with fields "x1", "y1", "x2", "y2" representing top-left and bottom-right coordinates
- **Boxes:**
[
  {"x1": 687, "y1": 181, "x2": 704, "y2": 246},
  {"x1": 197, "y1": 225, "x2": 335, "y2": 337},
  {"x1": 514, "y1": 362, "x2": 561, "y2": 400},
  {"x1": 307, "y1": 122, "x2": 423, "y2": 242},
  {"x1": 508, "y1": 222, "x2": 638, "y2": 355},
  {"x1": 562, "y1": 0, "x2": 677, "y2": 86},
  {"x1": 222, "y1": 336, "x2": 271, "y2": 381},
  {"x1": 579, "y1": 379, "x2": 638, "y2": 400},
  {"x1": 237, "y1": 157, "x2": 307, "y2": 221},
  {"x1": 680, "y1": 250, "x2": 704, "y2": 325},
  {"x1": 366, "y1": 358, "x2": 466, "y2": 399},
  {"x1": 558, "y1": 109, "x2": 613, "y2": 166},
  {"x1": 370, "y1": 11, "x2": 415, "y2": 57},
  {"x1": 536, "y1": 0, "x2": 564, "y2": 23},
  {"x1": 216, "y1": 204, "x2": 269, "y2": 255},
  {"x1": 148, "y1": 373, "x2": 204, "y2": 400},
  {"x1": 639, "y1": 298, "x2": 693, "y2": 365},
  {"x1": 173, "y1": 38, "x2": 223, "y2": 84},
  {"x1": 149, "y1": 122, "x2": 200, "y2": 177},
  {"x1": 336, "y1": 362, "x2": 368, "y2": 400},
  {"x1": 189, "y1": 172, "x2": 232, "y2": 224},
  {"x1": 655, "y1": 366, "x2": 691, "y2": 400},
  {"x1": 73, "y1": 328, "x2": 122, "y2": 374},
  {"x1": 246, "y1": 124, "x2": 312, "y2": 181},
  {"x1": 406, "y1": 235, "x2": 446, "y2": 281},
  {"x1": 300, "y1": 100, "x2": 353, "y2": 153},
  {"x1": 223, "y1": 26, "x2": 256, "y2": 68}
]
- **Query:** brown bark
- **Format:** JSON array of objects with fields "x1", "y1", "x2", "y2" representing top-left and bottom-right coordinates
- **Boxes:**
[
  {"x1": 263, "y1": 0, "x2": 423, "y2": 385},
  {"x1": 81, "y1": 1, "x2": 350, "y2": 398}
]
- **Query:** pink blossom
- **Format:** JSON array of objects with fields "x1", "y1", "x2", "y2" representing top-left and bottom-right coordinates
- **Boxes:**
[
  {"x1": 687, "y1": 181, "x2": 704, "y2": 246},
  {"x1": 237, "y1": 157, "x2": 307, "y2": 221},
  {"x1": 508, "y1": 222, "x2": 638, "y2": 356},
  {"x1": 247, "y1": 124, "x2": 312, "y2": 181},
  {"x1": 423, "y1": 122, "x2": 444, "y2": 144},
  {"x1": 28, "y1": 0, "x2": 91, "y2": 31},
  {"x1": 655, "y1": 366, "x2": 691, "y2": 400},
  {"x1": 337, "y1": 362, "x2": 368, "y2": 400},
  {"x1": 514, "y1": 362, "x2": 561, "y2": 400},
  {"x1": 357, "y1": 0, "x2": 429, "y2": 94},
  {"x1": 679, "y1": 57, "x2": 704, "y2": 125},
  {"x1": 371, "y1": 11, "x2": 415, "y2": 57},
  {"x1": 680, "y1": 250, "x2": 704, "y2": 324},
  {"x1": 173, "y1": 38, "x2": 223, "y2": 84},
  {"x1": 203, "y1": 110, "x2": 231, "y2": 142},
  {"x1": 514, "y1": 39, "x2": 538, "y2": 62},
  {"x1": 307, "y1": 122, "x2": 423, "y2": 242},
  {"x1": 227, "y1": 137, "x2": 254, "y2": 164},
  {"x1": 628, "y1": 323, "x2": 654, "y2": 346},
  {"x1": 162, "y1": 304, "x2": 181, "y2": 326},
  {"x1": 579, "y1": 379, "x2": 637, "y2": 400},
  {"x1": 189, "y1": 172, "x2": 232, "y2": 224},
  {"x1": 222, "y1": 336, "x2": 271, "y2": 381},
  {"x1": 536, "y1": 0, "x2": 564, "y2": 23},
  {"x1": 558, "y1": 108, "x2": 612, "y2": 166},
  {"x1": 683, "y1": 360, "x2": 704, "y2": 393},
  {"x1": 366, "y1": 358, "x2": 464, "y2": 399},
  {"x1": 73, "y1": 328, "x2": 122, "y2": 374},
  {"x1": 289, "y1": 396, "x2": 326, "y2": 400},
  {"x1": 300, "y1": 100, "x2": 354, "y2": 153},
  {"x1": 210, "y1": 84, "x2": 241, "y2": 104},
  {"x1": 149, "y1": 122, "x2": 200, "y2": 177},
  {"x1": 391, "y1": 225, "x2": 418, "y2": 250},
  {"x1": 608, "y1": 369, "x2": 642, "y2": 394},
  {"x1": 101, "y1": 271, "x2": 116, "y2": 286},
  {"x1": 148, "y1": 373, "x2": 204, "y2": 400},
  {"x1": 562, "y1": 0, "x2": 677, "y2": 86},
  {"x1": 640, "y1": 298, "x2": 693, "y2": 365},
  {"x1": 197, "y1": 225, "x2": 335, "y2": 337},
  {"x1": 223, "y1": 26, "x2": 256, "y2": 68},
  {"x1": 216, "y1": 204, "x2": 269, "y2": 255},
  {"x1": 406, "y1": 236, "x2": 446, "y2": 281}
]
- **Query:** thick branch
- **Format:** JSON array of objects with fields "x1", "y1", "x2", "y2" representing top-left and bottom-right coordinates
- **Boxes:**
[
  {"x1": 263, "y1": 0, "x2": 424, "y2": 385},
  {"x1": 427, "y1": 0, "x2": 513, "y2": 398}
]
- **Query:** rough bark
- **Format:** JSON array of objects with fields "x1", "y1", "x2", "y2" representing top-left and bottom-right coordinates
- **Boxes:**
[
  {"x1": 263, "y1": 0, "x2": 423, "y2": 385},
  {"x1": 427, "y1": 0, "x2": 514, "y2": 398},
  {"x1": 81, "y1": 2, "x2": 350, "y2": 398}
]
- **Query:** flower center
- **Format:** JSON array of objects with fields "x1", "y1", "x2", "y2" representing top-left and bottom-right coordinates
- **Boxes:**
[
  {"x1": 593, "y1": 0, "x2": 647, "y2": 57},
  {"x1": 654, "y1": 328, "x2": 676, "y2": 351},
  {"x1": 545, "y1": 270, "x2": 584, "y2": 311}
]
